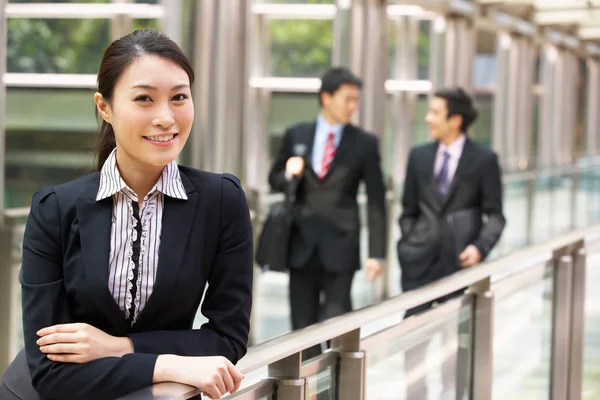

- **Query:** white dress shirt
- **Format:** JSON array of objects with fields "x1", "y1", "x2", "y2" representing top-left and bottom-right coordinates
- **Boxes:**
[
  {"x1": 96, "y1": 149, "x2": 188, "y2": 324},
  {"x1": 434, "y1": 134, "x2": 467, "y2": 184}
]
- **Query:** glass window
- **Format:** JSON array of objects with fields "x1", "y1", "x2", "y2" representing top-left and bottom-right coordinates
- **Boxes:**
[
  {"x1": 387, "y1": 19, "x2": 430, "y2": 80},
  {"x1": 268, "y1": 92, "x2": 321, "y2": 161},
  {"x1": 5, "y1": 88, "x2": 98, "y2": 207},
  {"x1": 473, "y1": 30, "x2": 497, "y2": 87},
  {"x1": 472, "y1": 93, "x2": 494, "y2": 148},
  {"x1": 7, "y1": 18, "x2": 110, "y2": 74},
  {"x1": 418, "y1": 20, "x2": 431, "y2": 80},
  {"x1": 270, "y1": 19, "x2": 333, "y2": 77}
]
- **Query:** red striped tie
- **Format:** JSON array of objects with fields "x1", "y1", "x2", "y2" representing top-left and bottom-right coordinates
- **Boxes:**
[{"x1": 320, "y1": 132, "x2": 336, "y2": 179}]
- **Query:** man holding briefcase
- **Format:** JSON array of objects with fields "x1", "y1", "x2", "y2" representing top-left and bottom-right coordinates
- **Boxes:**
[
  {"x1": 398, "y1": 87, "x2": 505, "y2": 399},
  {"x1": 267, "y1": 67, "x2": 387, "y2": 359}
]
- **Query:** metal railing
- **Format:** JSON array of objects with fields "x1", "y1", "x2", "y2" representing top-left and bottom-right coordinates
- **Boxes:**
[{"x1": 117, "y1": 222, "x2": 597, "y2": 399}]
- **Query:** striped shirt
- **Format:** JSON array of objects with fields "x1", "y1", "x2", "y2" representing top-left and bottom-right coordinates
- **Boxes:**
[{"x1": 96, "y1": 149, "x2": 188, "y2": 324}]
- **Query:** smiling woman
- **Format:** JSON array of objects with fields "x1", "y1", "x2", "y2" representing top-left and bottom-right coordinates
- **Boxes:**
[{"x1": 1, "y1": 30, "x2": 253, "y2": 400}]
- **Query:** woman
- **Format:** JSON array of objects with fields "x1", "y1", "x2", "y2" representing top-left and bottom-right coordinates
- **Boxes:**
[{"x1": 0, "y1": 29, "x2": 253, "y2": 400}]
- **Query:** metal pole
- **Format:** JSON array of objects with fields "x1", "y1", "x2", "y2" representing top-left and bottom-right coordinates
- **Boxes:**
[
  {"x1": 0, "y1": 219, "x2": 16, "y2": 374},
  {"x1": 470, "y1": 278, "x2": 494, "y2": 400},
  {"x1": 492, "y1": 31, "x2": 510, "y2": 167},
  {"x1": 159, "y1": 0, "x2": 182, "y2": 46},
  {"x1": 587, "y1": 59, "x2": 600, "y2": 157},
  {"x1": 551, "y1": 251, "x2": 574, "y2": 400},
  {"x1": 0, "y1": 0, "x2": 7, "y2": 214},
  {"x1": 357, "y1": 0, "x2": 387, "y2": 139},
  {"x1": 332, "y1": 329, "x2": 365, "y2": 400},
  {"x1": 110, "y1": 0, "x2": 133, "y2": 41},
  {"x1": 268, "y1": 353, "x2": 305, "y2": 399},
  {"x1": 332, "y1": 0, "x2": 353, "y2": 68},
  {"x1": 243, "y1": 1, "x2": 271, "y2": 191},
  {"x1": 568, "y1": 247, "x2": 587, "y2": 400},
  {"x1": 190, "y1": 0, "x2": 217, "y2": 170}
]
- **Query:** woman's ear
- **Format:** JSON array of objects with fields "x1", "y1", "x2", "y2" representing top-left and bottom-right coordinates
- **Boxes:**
[{"x1": 94, "y1": 93, "x2": 111, "y2": 123}]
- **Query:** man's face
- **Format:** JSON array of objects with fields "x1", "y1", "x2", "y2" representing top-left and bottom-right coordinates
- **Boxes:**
[
  {"x1": 321, "y1": 84, "x2": 360, "y2": 124},
  {"x1": 425, "y1": 96, "x2": 462, "y2": 141}
]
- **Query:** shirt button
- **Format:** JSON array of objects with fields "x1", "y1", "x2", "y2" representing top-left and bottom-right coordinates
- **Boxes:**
[{"x1": 132, "y1": 254, "x2": 139, "y2": 262}]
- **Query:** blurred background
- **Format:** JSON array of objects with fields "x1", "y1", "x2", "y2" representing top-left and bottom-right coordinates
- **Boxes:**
[{"x1": 2, "y1": 1, "x2": 600, "y2": 398}]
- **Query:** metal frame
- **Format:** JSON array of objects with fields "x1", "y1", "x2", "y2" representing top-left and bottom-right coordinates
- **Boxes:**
[
  {"x1": 0, "y1": 0, "x2": 7, "y2": 215},
  {"x1": 5, "y1": 2, "x2": 164, "y2": 19}
]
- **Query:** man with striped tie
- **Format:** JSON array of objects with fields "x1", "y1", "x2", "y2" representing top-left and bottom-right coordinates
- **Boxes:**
[{"x1": 268, "y1": 67, "x2": 387, "y2": 359}]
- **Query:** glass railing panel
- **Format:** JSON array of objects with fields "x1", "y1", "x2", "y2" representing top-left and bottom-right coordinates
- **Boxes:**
[
  {"x1": 583, "y1": 245, "x2": 600, "y2": 399},
  {"x1": 305, "y1": 364, "x2": 336, "y2": 400},
  {"x1": 531, "y1": 174, "x2": 554, "y2": 244},
  {"x1": 492, "y1": 263, "x2": 553, "y2": 399},
  {"x1": 497, "y1": 179, "x2": 530, "y2": 255},
  {"x1": 552, "y1": 174, "x2": 575, "y2": 236},
  {"x1": 364, "y1": 300, "x2": 473, "y2": 400}
]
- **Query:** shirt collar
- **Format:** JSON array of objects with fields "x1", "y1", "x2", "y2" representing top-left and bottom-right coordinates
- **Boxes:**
[
  {"x1": 438, "y1": 134, "x2": 467, "y2": 159},
  {"x1": 317, "y1": 114, "x2": 345, "y2": 137},
  {"x1": 96, "y1": 148, "x2": 188, "y2": 201}
]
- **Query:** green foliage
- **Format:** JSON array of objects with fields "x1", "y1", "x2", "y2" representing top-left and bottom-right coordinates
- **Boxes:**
[
  {"x1": 6, "y1": 0, "x2": 159, "y2": 74},
  {"x1": 270, "y1": 19, "x2": 333, "y2": 77}
]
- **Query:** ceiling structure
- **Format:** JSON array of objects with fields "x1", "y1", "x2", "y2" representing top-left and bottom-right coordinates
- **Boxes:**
[{"x1": 477, "y1": 0, "x2": 600, "y2": 43}]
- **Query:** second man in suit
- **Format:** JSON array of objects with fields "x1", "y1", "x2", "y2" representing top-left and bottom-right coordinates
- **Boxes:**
[
  {"x1": 398, "y1": 87, "x2": 505, "y2": 399},
  {"x1": 268, "y1": 67, "x2": 387, "y2": 359}
]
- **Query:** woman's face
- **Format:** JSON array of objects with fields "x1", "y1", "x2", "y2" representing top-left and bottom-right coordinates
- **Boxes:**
[{"x1": 95, "y1": 55, "x2": 194, "y2": 169}]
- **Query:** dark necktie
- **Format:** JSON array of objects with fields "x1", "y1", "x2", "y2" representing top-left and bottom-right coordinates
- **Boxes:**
[{"x1": 437, "y1": 151, "x2": 451, "y2": 196}]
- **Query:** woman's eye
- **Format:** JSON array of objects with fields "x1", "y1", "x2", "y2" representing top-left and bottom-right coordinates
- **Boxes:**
[
  {"x1": 134, "y1": 95, "x2": 152, "y2": 102},
  {"x1": 172, "y1": 94, "x2": 188, "y2": 101}
]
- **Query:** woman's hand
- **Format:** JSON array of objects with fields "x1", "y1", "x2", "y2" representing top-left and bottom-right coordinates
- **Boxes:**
[
  {"x1": 155, "y1": 355, "x2": 244, "y2": 399},
  {"x1": 36, "y1": 323, "x2": 134, "y2": 363}
]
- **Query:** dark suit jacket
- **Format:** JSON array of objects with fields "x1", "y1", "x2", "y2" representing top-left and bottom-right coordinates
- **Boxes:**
[
  {"x1": 268, "y1": 121, "x2": 387, "y2": 273},
  {"x1": 398, "y1": 138, "x2": 505, "y2": 291},
  {"x1": 2, "y1": 168, "x2": 253, "y2": 400}
]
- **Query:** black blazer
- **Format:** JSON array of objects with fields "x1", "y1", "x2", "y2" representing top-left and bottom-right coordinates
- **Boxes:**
[
  {"x1": 398, "y1": 138, "x2": 505, "y2": 291},
  {"x1": 269, "y1": 121, "x2": 386, "y2": 273},
  {"x1": 3, "y1": 168, "x2": 253, "y2": 400}
]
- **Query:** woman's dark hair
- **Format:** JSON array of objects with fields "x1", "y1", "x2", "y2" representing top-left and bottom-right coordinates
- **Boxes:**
[
  {"x1": 433, "y1": 87, "x2": 478, "y2": 133},
  {"x1": 318, "y1": 67, "x2": 362, "y2": 105},
  {"x1": 94, "y1": 29, "x2": 195, "y2": 170}
]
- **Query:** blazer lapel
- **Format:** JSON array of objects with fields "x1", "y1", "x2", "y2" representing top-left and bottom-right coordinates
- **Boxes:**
[
  {"x1": 77, "y1": 185, "x2": 130, "y2": 333},
  {"x1": 443, "y1": 137, "x2": 475, "y2": 208},
  {"x1": 134, "y1": 171, "x2": 199, "y2": 327}
]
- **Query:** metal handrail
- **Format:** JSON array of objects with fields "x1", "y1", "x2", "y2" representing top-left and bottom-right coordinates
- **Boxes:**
[{"x1": 235, "y1": 222, "x2": 600, "y2": 373}]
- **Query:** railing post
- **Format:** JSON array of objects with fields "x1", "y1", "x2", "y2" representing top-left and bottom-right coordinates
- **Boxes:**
[
  {"x1": 568, "y1": 247, "x2": 587, "y2": 400},
  {"x1": 268, "y1": 352, "x2": 305, "y2": 399},
  {"x1": 550, "y1": 246, "x2": 576, "y2": 400},
  {"x1": 332, "y1": 329, "x2": 365, "y2": 400},
  {"x1": 470, "y1": 277, "x2": 494, "y2": 400},
  {"x1": 0, "y1": 217, "x2": 17, "y2": 376}
]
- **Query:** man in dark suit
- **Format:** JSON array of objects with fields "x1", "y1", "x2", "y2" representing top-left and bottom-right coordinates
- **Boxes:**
[
  {"x1": 398, "y1": 87, "x2": 505, "y2": 399},
  {"x1": 268, "y1": 67, "x2": 387, "y2": 359}
]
